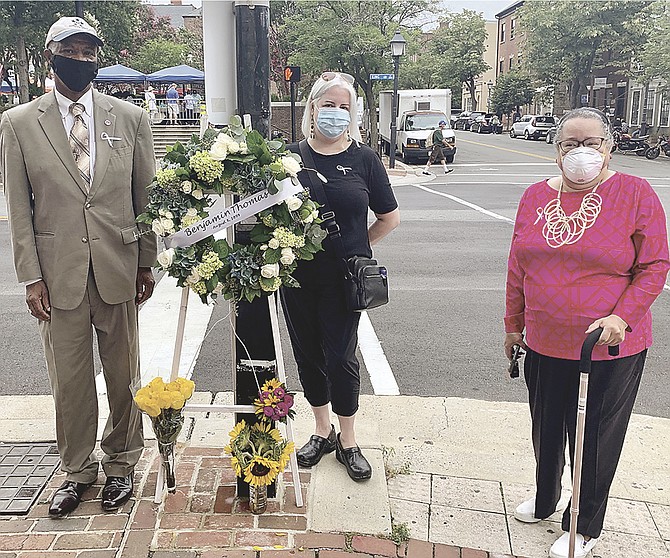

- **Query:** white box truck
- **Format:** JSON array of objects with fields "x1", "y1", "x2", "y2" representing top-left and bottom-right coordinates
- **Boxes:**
[{"x1": 379, "y1": 89, "x2": 455, "y2": 163}]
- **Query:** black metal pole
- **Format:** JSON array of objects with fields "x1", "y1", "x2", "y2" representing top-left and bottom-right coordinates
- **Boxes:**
[
  {"x1": 290, "y1": 81, "x2": 296, "y2": 142},
  {"x1": 233, "y1": 0, "x2": 276, "y2": 499},
  {"x1": 74, "y1": 0, "x2": 84, "y2": 17},
  {"x1": 389, "y1": 55, "x2": 400, "y2": 168}
]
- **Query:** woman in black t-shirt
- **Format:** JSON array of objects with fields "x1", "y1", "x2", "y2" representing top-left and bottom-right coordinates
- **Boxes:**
[{"x1": 281, "y1": 72, "x2": 400, "y2": 481}]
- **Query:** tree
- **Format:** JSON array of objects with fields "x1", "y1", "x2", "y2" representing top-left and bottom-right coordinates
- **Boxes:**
[
  {"x1": 429, "y1": 11, "x2": 490, "y2": 111},
  {"x1": 639, "y1": 0, "x2": 670, "y2": 86},
  {"x1": 129, "y1": 38, "x2": 187, "y2": 74},
  {"x1": 278, "y1": 0, "x2": 431, "y2": 148},
  {"x1": 490, "y1": 71, "x2": 534, "y2": 117},
  {"x1": 519, "y1": 0, "x2": 652, "y2": 109}
]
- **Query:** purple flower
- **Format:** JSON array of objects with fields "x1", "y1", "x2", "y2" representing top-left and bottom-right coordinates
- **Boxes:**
[
  {"x1": 283, "y1": 394, "x2": 294, "y2": 407},
  {"x1": 276, "y1": 402, "x2": 289, "y2": 415},
  {"x1": 261, "y1": 391, "x2": 271, "y2": 400},
  {"x1": 263, "y1": 407, "x2": 274, "y2": 417},
  {"x1": 273, "y1": 387, "x2": 285, "y2": 398}
]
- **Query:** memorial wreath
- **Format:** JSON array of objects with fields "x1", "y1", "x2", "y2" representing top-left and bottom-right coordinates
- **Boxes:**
[{"x1": 137, "y1": 115, "x2": 326, "y2": 305}]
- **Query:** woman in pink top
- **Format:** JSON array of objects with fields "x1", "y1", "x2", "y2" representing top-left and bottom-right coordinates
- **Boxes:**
[{"x1": 504, "y1": 108, "x2": 669, "y2": 558}]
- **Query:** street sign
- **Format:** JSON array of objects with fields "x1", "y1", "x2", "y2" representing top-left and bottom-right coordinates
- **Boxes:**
[
  {"x1": 284, "y1": 66, "x2": 301, "y2": 82},
  {"x1": 370, "y1": 73, "x2": 394, "y2": 80}
]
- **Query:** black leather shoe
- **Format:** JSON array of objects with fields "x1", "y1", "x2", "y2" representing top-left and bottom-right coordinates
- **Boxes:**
[
  {"x1": 48, "y1": 480, "x2": 91, "y2": 516},
  {"x1": 101, "y1": 474, "x2": 133, "y2": 511},
  {"x1": 296, "y1": 425, "x2": 336, "y2": 467},
  {"x1": 335, "y1": 433, "x2": 372, "y2": 481}
]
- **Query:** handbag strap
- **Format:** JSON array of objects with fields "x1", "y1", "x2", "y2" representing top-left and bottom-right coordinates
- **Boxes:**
[{"x1": 298, "y1": 140, "x2": 351, "y2": 278}]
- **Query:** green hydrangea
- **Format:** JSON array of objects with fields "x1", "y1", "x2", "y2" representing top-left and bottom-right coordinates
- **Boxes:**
[
  {"x1": 273, "y1": 227, "x2": 306, "y2": 249},
  {"x1": 195, "y1": 251, "x2": 223, "y2": 280},
  {"x1": 156, "y1": 168, "x2": 179, "y2": 187},
  {"x1": 189, "y1": 151, "x2": 224, "y2": 183},
  {"x1": 260, "y1": 277, "x2": 282, "y2": 292},
  {"x1": 191, "y1": 281, "x2": 207, "y2": 295}
]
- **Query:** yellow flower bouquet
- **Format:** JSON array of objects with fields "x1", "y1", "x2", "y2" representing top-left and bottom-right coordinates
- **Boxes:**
[{"x1": 133, "y1": 377, "x2": 195, "y2": 492}]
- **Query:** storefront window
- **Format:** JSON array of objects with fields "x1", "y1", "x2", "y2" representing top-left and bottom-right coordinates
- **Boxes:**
[{"x1": 630, "y1": 90, "x2": 641, "y2": 126}]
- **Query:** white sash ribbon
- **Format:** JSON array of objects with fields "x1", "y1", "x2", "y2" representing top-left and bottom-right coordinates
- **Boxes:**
[{"x1": 164, "y1": 177, "x2": 303, "y2": 249}]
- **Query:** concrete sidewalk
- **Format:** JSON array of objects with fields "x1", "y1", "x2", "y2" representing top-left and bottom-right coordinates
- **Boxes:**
[{"x1": 1, "y1": 393, "x2": 669, "y2": 558}]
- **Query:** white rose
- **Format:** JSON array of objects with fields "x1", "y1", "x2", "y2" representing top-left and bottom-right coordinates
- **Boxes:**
[
  {"x1": 282, "y1": 155, "x2": 302, "y2": 177},
  {"x1": 260, "y1": 244, "x2": 268, "y2": 251},
  {"x1": 285, "y1": 196, "x2": 302, "y2": 212},
  {"x1": 181, "y1": 181, "x2": 192, "y2": 194},
  {"x1": 227, "y1": 141, "x2": 240, "y2": 154},
  {"x1": 163, "y1": 210, "x2": 174, "y2": 219},
  {"x1": 209, "y1": 139, "x2": 228, "y2": 161},
  {"x1": 280, "y1": 248, "x2": 295, "y2": 265},
  {"x1": 187, "y1": 269, "x2": 201, "y2": 284},
  {"x1": 192, "y1": 189, "x2": 204, "y2": 200},
  {"x1": 260, "y1": 263, "x2": 280, "y2": 278},
  {"x1": 268, "y1": 238, "x2": 280, "y2": 249},
  {"x1": 185, "y1": 207, "x2": 198, "y2": 217},
  {"x1": 161, "y1": 217, "x2": 174, "y2": 230},
  {"x1": 239, "y1": 142, "x2": 248, "y2": 154},
  {"x1": 311, "y1": 210, "x2": 319, "y2": 219},
  {"x1": 152, "y1": 219, "x2": 166, "y2": 236},
  {"x1": 157, "y1": 248, "x2": 175, "y2": 268},
  {"x1": 303, "y1": 213, "x2": 314, "y2": 224}
]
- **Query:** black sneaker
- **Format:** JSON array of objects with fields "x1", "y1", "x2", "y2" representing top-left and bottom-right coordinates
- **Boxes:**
[
  {"x1": 445, "y1": 168, "x2": 454, "y2": 174},
  {"x1": 422, "y1": 170, "x2": 431, "y2": 175}
]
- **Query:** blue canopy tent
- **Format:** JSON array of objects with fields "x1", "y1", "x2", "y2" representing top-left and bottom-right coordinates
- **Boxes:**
[
  {"x1": 146, "y1": 65, "x2": 204, "y2": 83},
  {"x1": 94, "y1": 64, "x2": 147, "y2": 83}
]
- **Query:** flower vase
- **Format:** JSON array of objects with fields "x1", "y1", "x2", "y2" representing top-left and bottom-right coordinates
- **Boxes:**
[
  {"x1": 248, "y1": 484, "x2": 267, "y2": 514},
  {"x1": 158, "y1": 441, "x2": 177, "y2": 493}
]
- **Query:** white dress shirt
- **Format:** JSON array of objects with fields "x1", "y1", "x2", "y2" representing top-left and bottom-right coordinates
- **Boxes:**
[{"x1": 54, "y1": 87, "x2": 96, "y2": 184}]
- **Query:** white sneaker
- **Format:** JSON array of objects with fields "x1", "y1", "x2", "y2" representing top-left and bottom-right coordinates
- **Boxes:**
[
  {"x1": 514, "y1": 495, "x2": 569, "y2": 523},
  {"x1": 549, "y1": 532, "x2": 598, "y2": 558}
]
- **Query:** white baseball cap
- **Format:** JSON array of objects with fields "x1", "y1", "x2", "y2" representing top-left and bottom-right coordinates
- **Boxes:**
[{"x1": 45, "y1": 17, "x2": 103, "y2": 49}]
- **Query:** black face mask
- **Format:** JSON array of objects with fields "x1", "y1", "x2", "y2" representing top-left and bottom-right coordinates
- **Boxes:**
[{"x1": 51, "y1": 55, "x2": 98, "y2": 92}]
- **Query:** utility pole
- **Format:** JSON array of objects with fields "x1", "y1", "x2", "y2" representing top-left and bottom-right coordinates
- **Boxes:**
[{"x1": 74, "y1": 1, "x2": 84, "y2": 17}]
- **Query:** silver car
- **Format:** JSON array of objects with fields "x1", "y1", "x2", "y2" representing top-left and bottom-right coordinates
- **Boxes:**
[{"x1": 510, "y1": 115, "x2": 556, "y2": 140}]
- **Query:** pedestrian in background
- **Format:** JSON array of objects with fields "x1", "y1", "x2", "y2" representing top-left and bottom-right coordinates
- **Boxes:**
[
  {"x1": 282, "y1": 71, "x2": 400, "y2": 482},
  {"x1": 144, "y1": 85, "x2": 158, "y2": 120},
  {"x1": 422, "y1": 120, "x2": 454, "y2": 175},
  {"x1": 166, "y1": 83, "x2": 180, "y2": 124},
  {"x1": 504, "y1": 107, "x2": 669, "y2": 558},
  {"x1": 1, "y1": 17, "x2": 156, "y2": 517}
]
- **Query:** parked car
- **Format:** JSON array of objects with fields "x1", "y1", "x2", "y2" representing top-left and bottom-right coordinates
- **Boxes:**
[
  {"x1": 510, "y1": 115, "x2": 556, "y2": 140},
  {"x1": 545, "y1": 125, "x2": 557, "y2": 144},
  {"x1": 470, "y1": 113, "x2": 503, "y2": 134},
  {"x1": 453, "y1": 111, "x2": 485, "y2": 131}
]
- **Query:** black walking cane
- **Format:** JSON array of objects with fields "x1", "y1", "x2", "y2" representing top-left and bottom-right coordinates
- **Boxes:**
[{"x1": 569, "y1": 328, "x2": 619, "y2": 558}]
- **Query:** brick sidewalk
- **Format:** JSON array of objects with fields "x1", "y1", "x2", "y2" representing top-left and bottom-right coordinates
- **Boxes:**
[{"x1": 0, "y1": 444, "x2": 527, "y2": 558}]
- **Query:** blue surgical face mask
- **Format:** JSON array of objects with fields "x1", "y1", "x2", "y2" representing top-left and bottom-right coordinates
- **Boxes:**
[{"x1": 315, "y1": 107, "x2": 350, "y2": 138}]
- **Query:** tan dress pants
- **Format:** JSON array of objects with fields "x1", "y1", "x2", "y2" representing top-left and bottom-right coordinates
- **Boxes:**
[{"x1": 39, "y1": 271, "x2": 143, "y2": 483}]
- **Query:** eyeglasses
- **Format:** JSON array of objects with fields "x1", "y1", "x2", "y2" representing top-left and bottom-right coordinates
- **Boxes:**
[
  {"x1": 321, "y1": 71, "x2": 355, "y2": 85},
  {"x1": 557, "y1": 137, "x2": 606, "y2": 153}
]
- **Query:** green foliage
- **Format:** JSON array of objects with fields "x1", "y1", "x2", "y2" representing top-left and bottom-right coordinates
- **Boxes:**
[
  {"x1": 491, "y1": 72, "x2": 535, "y2": 116},
  {"x1": 389, "y1": 521, "x2": 411, "y2": 545},
  {"x1": 519, "y1": 0, "x2": 652, "y2": 108},
  {"x1": 129, "y1": 38, "x2": 187, "y2": 74},
  {"x1": 430, "y1": 11, "x2": 490, "y2": 111},
  {"x1": 639, "y1": 0, "x2": 670, "y2": 85}
]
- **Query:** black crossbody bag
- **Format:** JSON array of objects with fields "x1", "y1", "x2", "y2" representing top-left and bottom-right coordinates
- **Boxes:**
[{"x1": 298, "y1": 140, "x2": 389, "y2": 312}]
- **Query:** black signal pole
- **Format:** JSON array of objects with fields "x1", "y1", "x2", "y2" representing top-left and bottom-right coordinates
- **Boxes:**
[{"x1": 74, "y1": 0, "x2": 84, "y2": 17}]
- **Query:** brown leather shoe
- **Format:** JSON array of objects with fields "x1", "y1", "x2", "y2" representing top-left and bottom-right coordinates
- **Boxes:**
[
  {"x1": 296, "y1": 425, "x2": 336, "y2": 467},
  {"x1": 48, "y1": 480, "x2": 91, "y2": 516},
  {"x1": 101, "y1": 474, "x2": 133, "y2": 511}
]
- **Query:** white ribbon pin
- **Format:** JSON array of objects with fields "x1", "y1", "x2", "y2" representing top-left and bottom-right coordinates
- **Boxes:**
[{"x1": 100, "y1": 132, "x2": 122, "y2": 147}]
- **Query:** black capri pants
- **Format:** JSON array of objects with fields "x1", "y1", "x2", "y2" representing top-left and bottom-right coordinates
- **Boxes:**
[
  {"x1": 280, "y1": 252, "x2": 361, "y2": 417},
  {"x1": 523, "y1": 347, "x2": 646, "y2": 539}
]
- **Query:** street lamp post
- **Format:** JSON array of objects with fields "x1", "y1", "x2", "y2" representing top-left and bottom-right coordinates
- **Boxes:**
[
  {"x1": 486, "y1": 80, "x2": 493, "y2": 112},
  {"x1": 388, "y1": 30, "x2": 406, "y2": 169}
]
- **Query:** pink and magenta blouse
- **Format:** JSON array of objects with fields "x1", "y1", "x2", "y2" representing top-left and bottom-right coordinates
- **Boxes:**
[{"x1": 505, "y1": 172, "x2": 670, "y2": 361}]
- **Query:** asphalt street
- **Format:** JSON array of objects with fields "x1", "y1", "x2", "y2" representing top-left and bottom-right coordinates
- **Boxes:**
[{"x1": 2, "y1": 132, "x2": 669, "y2": 418}]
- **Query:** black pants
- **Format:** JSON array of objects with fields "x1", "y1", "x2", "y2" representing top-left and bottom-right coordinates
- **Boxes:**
[
  {"x1": 524, "y1": 348, "x2": 646, "y2": 539},
  {"x1": 280, "y1": 253, "x2": 361, "y2": 417}
]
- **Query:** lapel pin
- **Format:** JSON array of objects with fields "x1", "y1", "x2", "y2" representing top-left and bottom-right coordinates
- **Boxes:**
[
  {"x1": 104, "y1": 119, "x2": 111, "y2": 126},
  {"x1": 100, "y1": 132, "x2": 122, "y2": 148}
]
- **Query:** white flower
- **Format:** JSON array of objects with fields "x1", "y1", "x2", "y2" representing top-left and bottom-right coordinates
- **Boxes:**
[
  {"x1": 302, "y1": 213, "x2": 314, "y2": 224},
  {"x1": 239, "y1": 141, "x2": 248, "y2": 154},
  {"x1": 260, "y1": 263, "x2": 280, "y2": 278},
  {"x1": 285, "y1": 196, "x2": 302, "y2": 212},
  {"x1": 268, "y1": 238, "x2": 280, "y2": 249},
  {"x1": 282, "y1": 155, "x2": 302, "y2": 177},
  {"x1": 209, "y1": 138, "x2": 228, "y2": 161},
  {"x1": 161, "y1": 217, "x2": 174, "y2": 231},
  {"x1": 152, "y1": 219, "x2": 166, "y2": 236},
  {"x1": 185, "y1": 207, "x2": 198, "y2": 217},
  {"x1": 260, "y1": 244, "x2": 268, "y2": 251},
  {"x1": 311, "y1": 210, "x2": 319, "y2": 219},
  {"x1": 213, "y1": 282, "x2": 224, "y2": 295},
  {"x1": 192, "y1": 189, "x2": 204, "y2": 200},
  {"x1": 157, "y1": 248, "x2": 175, "y2": 268},
  {"x1": 227, "y1": 140, "x2": 240, "y2": 154},
  {"x1": 187, "y1": 269, "x2": 201, "y2": 284},
  {"x1": 280, "y1": 248, "x2": 295, "y2": 265},
  {"x1": 181, "y1": 181, "x2": 192, "y2": 194}
]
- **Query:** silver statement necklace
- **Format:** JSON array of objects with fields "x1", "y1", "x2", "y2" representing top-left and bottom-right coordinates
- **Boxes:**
[{"x1": 534, "y1": 180, "x2": 603, "y2": 248}]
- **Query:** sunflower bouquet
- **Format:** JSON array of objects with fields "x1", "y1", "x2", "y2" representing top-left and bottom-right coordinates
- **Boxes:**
[
  {"x1": 253, "y1": 378, "x2": 295, "y2": 423},
  {"x1": 133, "y1": 377, "x2": 196, "y2": 492}
]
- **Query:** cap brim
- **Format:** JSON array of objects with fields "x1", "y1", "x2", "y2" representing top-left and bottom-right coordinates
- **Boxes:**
[{"x1": 48, "y1": 29, "x2": 103, "y2": 48}]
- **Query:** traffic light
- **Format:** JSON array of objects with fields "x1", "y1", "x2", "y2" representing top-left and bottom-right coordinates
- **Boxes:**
[{"x1": 284, "y1": 66, "x2": 301, "y2": 83}]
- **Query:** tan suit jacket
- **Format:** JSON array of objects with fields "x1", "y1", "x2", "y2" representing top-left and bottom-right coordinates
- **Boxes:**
[{"x1": 1, "y1": 90, "x2": 157, "y2": 310}]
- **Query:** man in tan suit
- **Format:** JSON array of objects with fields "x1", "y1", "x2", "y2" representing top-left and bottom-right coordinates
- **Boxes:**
[{"x1": 1, "y1": 17, "x2": 157, "y2": 515}]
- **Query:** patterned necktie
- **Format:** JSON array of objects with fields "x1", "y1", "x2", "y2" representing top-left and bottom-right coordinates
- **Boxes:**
[{"x1": 69, "y1": 103, "x2": 90, "y2": 188}]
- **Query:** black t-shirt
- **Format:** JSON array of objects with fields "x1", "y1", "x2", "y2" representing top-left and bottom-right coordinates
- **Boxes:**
[{"x1": 289, "y1": 141, "x2": 398, "y2": 259}]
